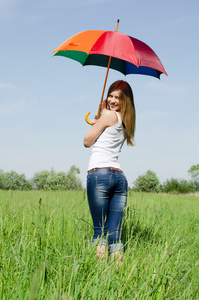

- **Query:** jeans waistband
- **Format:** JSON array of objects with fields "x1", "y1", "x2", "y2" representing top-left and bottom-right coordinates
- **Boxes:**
[{"x1": 87, "y1": 167, "x2": 123, "y2": 174}]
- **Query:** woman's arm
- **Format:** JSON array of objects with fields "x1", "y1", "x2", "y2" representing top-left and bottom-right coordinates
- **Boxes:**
[{"x1": 83, "y1": 109, "x2": 117, "y2": 148}]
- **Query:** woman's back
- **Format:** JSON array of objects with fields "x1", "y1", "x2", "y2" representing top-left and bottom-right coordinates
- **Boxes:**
[{"x1": 88, "y1": 112, "x2": 125, "y2": 170}]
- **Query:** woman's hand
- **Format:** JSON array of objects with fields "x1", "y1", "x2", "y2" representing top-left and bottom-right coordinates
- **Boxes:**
[
  {"x1": 90, "y1": 99, "x2": 107, "y2": 126},
  {"x1": 91, "y1": 116, "x2": 98, "y2": 125},
  {"x1": 84, "y1": 110, "x2": 117, "y2": 148}
]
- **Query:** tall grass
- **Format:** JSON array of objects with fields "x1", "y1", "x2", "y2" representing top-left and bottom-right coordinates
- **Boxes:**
[{"x1": 0, "y1": 190, "x2": 198, "y2": 299}]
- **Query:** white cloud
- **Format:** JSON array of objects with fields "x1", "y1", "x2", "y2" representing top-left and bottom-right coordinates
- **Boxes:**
[
  {"x1": 0, "y1": 82, "x2": 36, "y2": 115},
  {"x1": 147, "y1": 81, "x2": 197, "y2": 95},
  {"x1": 0, "y1": 99, "x2": 26, "y2": 115},
  {"x1": 0, "y1": 0, "x2": 23, "y2": 8},
  {"x1": 138, "y1": 110, "x2": 168, "y2": 122},
  {"x1": 0, "y1": 0, "x2": 22, "y2": 8},
  {"x1": 39, "y1": 0, "x2": 114, "y2": 9},
  {"x1": 84, "y1": 0, "x2": 113, "y2": 4},
  {"x1": 166, "y1": 13, "x2": 199, "y2": 26},
  {"x1": 0, "y1": 0, "x2": 23, "y2": 22},
  {"x1": 0, "y1": 82, "x2": 16, "y2": 89},
  {"x1": 0, "y1": 0, "x2": 114, "y2": 23}
]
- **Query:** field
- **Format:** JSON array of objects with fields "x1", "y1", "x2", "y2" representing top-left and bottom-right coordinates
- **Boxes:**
[{"x1": 0, "y1": 190, "x2": 199, "y2": 299}]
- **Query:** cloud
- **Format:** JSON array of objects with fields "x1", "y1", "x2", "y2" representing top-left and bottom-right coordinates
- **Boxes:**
[
  {"x1": 0, "y1": 82, "x2": 16, "y2": 89},
  {"x1": 39, "y1": 0, "x2": 114, "y2": 9},
  {"x1": 0, "y1": 0, "x2": 23, "y2": 8},
  {"x1": 0, "y1": 0, "x2": 24, "y2": 22},
  {"x1": 0, "y1": 82, "x2": 36, "y2": 115},
  {"x1": 0, "y1": 0, "x2": 114, "y2": 23},
  {"x1": 0, "y1": 99, "x2": 26, "y2": 115},
  {"x1": 166, "y1": 13, "x2": 199, "y2": 26},
  {"x1": 0, "y1": 0, "x2": 24, "y2": 9},
  {"x1": 83, "y1": 0, "x2": 113, "y2": 4},
  {"x1": 0, "y1": 0, "x2": 54, "y2": 23},
  {"x1": 147, "y1": 81, "x2": 197, "y2": 95},
  {"x1": 138, "y1": 110, "x2": 169, "y2": 122}
]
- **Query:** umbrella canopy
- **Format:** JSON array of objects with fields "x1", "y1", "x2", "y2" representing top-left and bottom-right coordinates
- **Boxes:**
[
  {"x1": 53, "y1": 21, "x2": 167, "y2": 124},
  {"x1": 53, "y1": 29, "x2": 167, "y2": 79}
]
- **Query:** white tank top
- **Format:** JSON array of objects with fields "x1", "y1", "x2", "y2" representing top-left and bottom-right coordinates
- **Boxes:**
[{"x1": 88, "y1": 112, "x2": 125, "y2": 171}]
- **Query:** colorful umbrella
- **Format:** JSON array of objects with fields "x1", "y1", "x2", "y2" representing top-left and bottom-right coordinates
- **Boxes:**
[{"x1": 53, "y1": 20, "x2": 167, "y2": 124}]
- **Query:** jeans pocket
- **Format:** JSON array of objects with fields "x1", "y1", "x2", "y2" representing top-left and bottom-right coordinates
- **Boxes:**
[{"x1": 95, "y1": 173, "x2": 112, "y2": 190}]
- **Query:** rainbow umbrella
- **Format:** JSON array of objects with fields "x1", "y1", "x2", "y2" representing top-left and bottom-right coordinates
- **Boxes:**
[{"x1": 53, "y1": 20, "x2": 167, "y2": 124}]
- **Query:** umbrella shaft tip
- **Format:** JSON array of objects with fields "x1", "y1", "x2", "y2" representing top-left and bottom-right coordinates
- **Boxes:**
[{"x1": 116, "y1": 19, "x2": 120, "y2": 31}]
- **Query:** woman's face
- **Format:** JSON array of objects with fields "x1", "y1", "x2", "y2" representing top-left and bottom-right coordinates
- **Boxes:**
[{"x1": 107, "y1": 90, "x2": 122, "y2": 112}]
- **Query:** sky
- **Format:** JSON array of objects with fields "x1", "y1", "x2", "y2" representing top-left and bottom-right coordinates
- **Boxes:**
[{"x1": 0, "y1": 0, "x2": 199, "y2": 188}]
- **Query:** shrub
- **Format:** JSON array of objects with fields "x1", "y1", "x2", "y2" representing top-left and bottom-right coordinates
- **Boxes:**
[
  {"x1": 160, "y1": 178, "x2": 195, "y2": 194},
  {"x1": 132, "y1": 170, "x2": 160, "y2": 193}
]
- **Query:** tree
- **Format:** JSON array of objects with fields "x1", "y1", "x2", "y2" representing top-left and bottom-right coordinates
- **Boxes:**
[
  {"x1": 44, "y1": 169, "x2": 59, "y2": 190},
  {"x1": 32, "y1": 170, "x2": 50, "y2": 190},
  {"x1": 188, "y1": 164, "x2": 199, "y2": 190},
  {"x1": 31, "y1": 166, "x2": 83, "y2": 190},
  {"x1": 66, "y1": 165, "x2": 82, "y2": 190},
  {"x1": 0, "y1": 169, "x2": 5, "y2": 189},
  {"x1": 0, "y1": 170, "x2": 32, "y2": 190},
  {"x1": 44, "y1": 170, "x2": 69, "y2": 190},
  {"x1": 56, "y1": 171, "x2": 68, "y2": 188},
  {"x1": 133, "y1": 170, "x2": 160, "y2": 193}
]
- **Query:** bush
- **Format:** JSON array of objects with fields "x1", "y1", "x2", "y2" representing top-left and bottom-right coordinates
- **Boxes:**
[
  {"x1": 160, "y1": 178, "x2": 195, "y2": 194},
  {"x1": 132, "y1": 170, "x2": 160, "y2": 193}
]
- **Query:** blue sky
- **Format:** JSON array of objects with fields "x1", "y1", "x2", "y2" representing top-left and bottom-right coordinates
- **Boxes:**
[{"x1": 0, "y1": 0, "x2": 199, "y2": 187}]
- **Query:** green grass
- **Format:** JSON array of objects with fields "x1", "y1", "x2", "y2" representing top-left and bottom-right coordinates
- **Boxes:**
[{"x1": 0, "y1": 190, "x2": 198, "y2": 299}]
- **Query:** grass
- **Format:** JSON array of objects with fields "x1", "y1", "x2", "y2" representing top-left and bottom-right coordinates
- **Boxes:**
[{"x1": 0, "y1": 190, "x2": 198, "y2": 299}]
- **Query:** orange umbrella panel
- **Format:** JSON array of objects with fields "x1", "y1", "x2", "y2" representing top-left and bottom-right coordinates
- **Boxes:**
[{"x1": 53, "y1": 30, "x2": 105, "y2": 53}]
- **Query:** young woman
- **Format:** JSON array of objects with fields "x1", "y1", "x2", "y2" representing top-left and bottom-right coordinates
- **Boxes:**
[{"x1": 84, "y1": 80, "x2": 136, "y2": 263}]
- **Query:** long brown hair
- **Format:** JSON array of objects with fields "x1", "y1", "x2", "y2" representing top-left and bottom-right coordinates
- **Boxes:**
[{"x1": 107, "y1": 80, "x2": 136, "y2": 146}]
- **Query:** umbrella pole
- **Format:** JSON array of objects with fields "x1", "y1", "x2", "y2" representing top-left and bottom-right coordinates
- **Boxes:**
[
  {"x1": 97, "y1": 19, "x2": 120, "y2": 118},
  {"x1": 85, "y1": 54, "x2": 112, "y2": 125},
  {"x1": 97, "y1": 56, "x2": 111, "y2": 118},
  {"x1": 85, "y1": 19, "x2": 120, "y2": 125}
]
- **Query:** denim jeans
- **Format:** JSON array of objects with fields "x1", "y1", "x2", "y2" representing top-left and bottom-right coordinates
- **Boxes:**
[{"x1": 87, "y1": 168, "x2": 128, "y2": 253}]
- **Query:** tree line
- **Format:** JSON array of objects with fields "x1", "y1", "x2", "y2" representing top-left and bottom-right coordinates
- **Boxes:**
[
  {"x1": 0, "y1": 165, "x2": 83, "y2": 191},
  {"x1": 0, "y1": 164, "x2": 198, "y2": 194},
  {"x1": 131, "y1": 164, "x2": 199, "y2": 194}
]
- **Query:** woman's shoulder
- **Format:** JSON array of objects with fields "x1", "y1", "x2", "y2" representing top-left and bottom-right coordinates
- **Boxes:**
[
  {"x1": 101, "y1": 109, "x2": 119, "y2": 119},
  {"x1": 101, "y1": 109, "x2": 118, "y2": 126}
]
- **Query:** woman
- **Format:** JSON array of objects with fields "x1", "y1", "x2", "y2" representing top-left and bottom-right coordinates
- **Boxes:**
[{"x1": 84, "y1": 80, "x2": 136, "y2": 263}]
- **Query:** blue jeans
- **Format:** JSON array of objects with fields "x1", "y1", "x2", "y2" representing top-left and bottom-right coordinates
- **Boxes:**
[{"x1": 87, "y1": 168, "x2": 128, "y2": 253}]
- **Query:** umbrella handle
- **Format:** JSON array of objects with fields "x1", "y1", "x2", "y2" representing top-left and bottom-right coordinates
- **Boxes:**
[
  {"x1": 85, "y1": 56, "x2": 111, "y2": 126},
  {"x1": 85, "y1": 112, "x2": 93, "y2": 125},
  {"x1": 85, "y1": 56, "x2": 111, "y2": 127}
]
